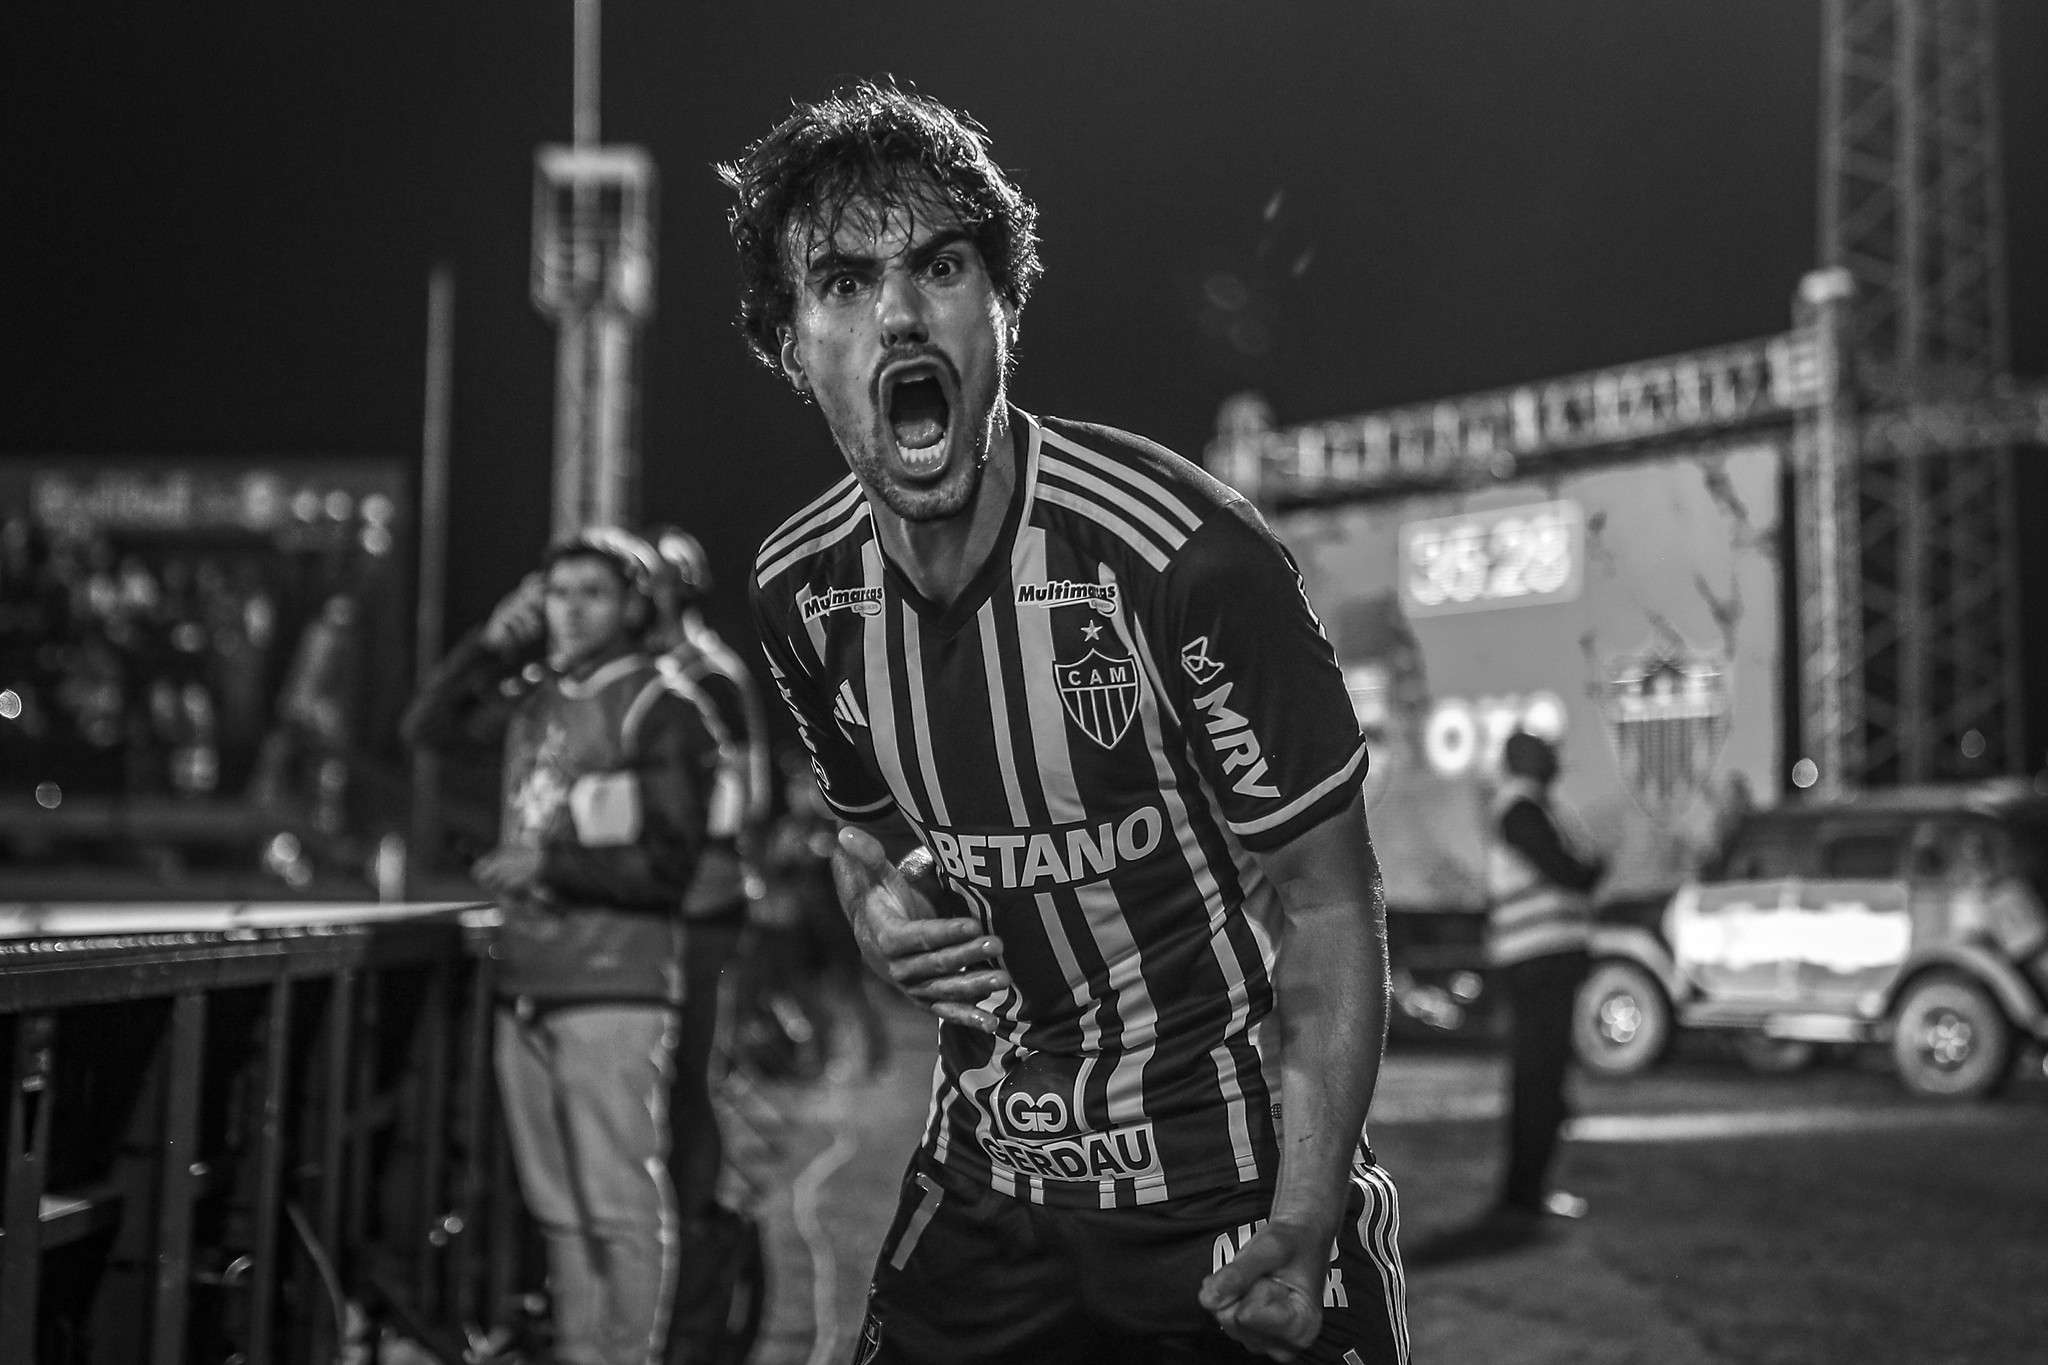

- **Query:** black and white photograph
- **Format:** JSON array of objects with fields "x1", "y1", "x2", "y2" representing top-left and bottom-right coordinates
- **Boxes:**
[{"x1": 2, "y1": 3, "x2": 2045, "y2": 1363}]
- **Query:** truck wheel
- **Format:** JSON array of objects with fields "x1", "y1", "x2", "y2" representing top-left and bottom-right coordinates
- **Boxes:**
[
  {"x1": 1573, "y1": 960, "x2": 1671, "y2": 1076},
  {"x1": 1731, "y1": 1034, "x2": 1817, "y2": 1075},
  {"x1": 1890, "y1": 972, "x2": 2013, "y2": 1100}
]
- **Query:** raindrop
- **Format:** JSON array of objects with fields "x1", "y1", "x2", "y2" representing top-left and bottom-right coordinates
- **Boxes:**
[
  {"x1": 0, "y1": 690, "x2": 19, "y2": 720},
  {"x1": 1959, "y1": 729, "x2": 1986, "y2": 759},
  {"x1": 1790, "y1": 758, "x2": 1818, "y2": 789},
  {"x1": 35, "y1": 782, "x2": 61, "y2": 809}
]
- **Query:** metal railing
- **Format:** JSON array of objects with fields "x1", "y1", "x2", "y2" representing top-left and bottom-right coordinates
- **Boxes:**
[{"x1": 0, "y1": 902, "x2": 513, "y2": 1365}]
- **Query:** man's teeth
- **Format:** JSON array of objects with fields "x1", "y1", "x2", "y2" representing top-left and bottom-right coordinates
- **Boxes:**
[
  {"x1": 887, "y1": 374, "x2": 950, "y2": 459},
  {"x1": 894, "y1": 433, "x2": 948, "y2": 472},
  {"x1": 892, "y1": 416, "x2": 947, "y2": 452}
]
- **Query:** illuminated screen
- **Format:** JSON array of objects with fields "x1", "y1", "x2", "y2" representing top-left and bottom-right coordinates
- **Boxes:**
[{"x1": 1277, "y1": 443, "x2": 1782, "y2": 911}]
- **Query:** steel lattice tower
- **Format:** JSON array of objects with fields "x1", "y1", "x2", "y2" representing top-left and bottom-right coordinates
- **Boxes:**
[{"x1": 1814, "y1": 0, "x2": 2022, "y2": 786}]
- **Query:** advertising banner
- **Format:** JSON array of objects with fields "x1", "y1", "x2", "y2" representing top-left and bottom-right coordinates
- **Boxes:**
[{"x1": 1277, "y1": 443, "x2": 1782, "y2": 910}]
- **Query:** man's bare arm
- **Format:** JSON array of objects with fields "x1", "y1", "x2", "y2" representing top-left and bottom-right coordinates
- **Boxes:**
[
  {"x1": 1200, "y1": 790, "x2": 1389, "y2": 1357},
  {"x1": 1263, "y1": 789, "x2": 1389, "y2": 1230}
]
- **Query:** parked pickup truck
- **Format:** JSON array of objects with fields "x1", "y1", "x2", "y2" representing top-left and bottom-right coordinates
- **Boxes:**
[{"x1": 1573, "y1": 781, "x2": 2048, "y2": 1099}]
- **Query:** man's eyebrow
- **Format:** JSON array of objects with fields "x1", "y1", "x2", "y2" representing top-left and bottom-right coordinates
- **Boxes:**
[
  {"x1": 905, "y1": 227, "x2": 974, "y2": 270},
  {"x1": 802, "y1": 227, "x2": 974, "y2": 283},
  {"x1": 801, "y1": 246, "x2": 874, "y2": 281}
]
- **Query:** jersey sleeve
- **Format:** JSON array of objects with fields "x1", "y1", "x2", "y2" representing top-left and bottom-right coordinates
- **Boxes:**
[
  {"x1": 1157, "y1": 510, "x2": 1367, "y2": 852},
  {"x1": 749, "y1": 571, "x2": 898, "y2": 823}
]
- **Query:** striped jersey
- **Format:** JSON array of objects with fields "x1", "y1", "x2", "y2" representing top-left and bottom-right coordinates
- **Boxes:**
[{"x1": 751, "y1": 409, "x2": 1369, "y2": 1209}]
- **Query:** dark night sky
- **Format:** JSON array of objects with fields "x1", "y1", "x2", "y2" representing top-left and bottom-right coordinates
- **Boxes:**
[{"x1": 6, "y1": 2, "x2": 2045, "y2": 668}]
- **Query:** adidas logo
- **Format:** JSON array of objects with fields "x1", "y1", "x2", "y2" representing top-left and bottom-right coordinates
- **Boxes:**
[{"x1": 832, "y1": 680, "x2": 868, "y2": 731}]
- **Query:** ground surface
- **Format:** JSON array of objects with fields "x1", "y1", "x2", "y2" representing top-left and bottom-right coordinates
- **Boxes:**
[{"x1": 730, "y1": 1000, "x2": 2048, "y2": 1365}]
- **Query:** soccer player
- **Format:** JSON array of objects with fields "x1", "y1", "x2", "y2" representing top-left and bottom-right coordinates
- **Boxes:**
[{"x1": 724, "y1": 83, "x2": 1408, "y2": 1363}]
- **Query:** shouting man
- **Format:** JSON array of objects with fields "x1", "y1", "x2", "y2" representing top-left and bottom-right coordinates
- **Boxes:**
[{"x1": 725, "y1": 83, "x2": 1408, "y2": 1364}]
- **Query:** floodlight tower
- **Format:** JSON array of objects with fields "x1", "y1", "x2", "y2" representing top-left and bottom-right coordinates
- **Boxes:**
[
  {"x1": 1804, "y1": 0, "x2": 2021, "y2": 789},
  {"x1": 532, "y1": 0, "x2": 657, "y2": 536}
]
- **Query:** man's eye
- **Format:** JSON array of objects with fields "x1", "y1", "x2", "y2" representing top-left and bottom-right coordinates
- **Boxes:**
[
  {"x1": 827, "y1": 273, "x2": 862, "y2": 297},
  {"x1": 927, "y1": 255, "x2": 958, "y2": 279}
]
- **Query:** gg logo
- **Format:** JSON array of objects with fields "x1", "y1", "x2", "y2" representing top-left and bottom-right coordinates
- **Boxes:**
[{"x1": 1002, "y1": 1090, "x2": 1070, "y2": 1135}]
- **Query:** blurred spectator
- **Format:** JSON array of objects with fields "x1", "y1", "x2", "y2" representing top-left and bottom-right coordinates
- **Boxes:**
[
  {"x1": 745, "y1": 752, "x2": 890, "y2": 1080},
  {"x1": 254, "y1": 593, "x2": 361, "y2": 835},
  {"x1": 643, "y1": 525, "x2": 774, "y2": 1362},
  {"x1": 403, "y1": 529, "x2": 717, "y2": 1365}
]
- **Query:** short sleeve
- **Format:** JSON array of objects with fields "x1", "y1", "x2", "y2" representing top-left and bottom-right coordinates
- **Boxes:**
[
  {"x1": 1159, "y1": 512, "x2": 1367, "y2": 852},
  {"x1": 749, "y1": 572, "x2": 898, "y2": 823}
]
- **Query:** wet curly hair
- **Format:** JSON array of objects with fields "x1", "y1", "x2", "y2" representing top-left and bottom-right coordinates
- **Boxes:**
[{"x1": 717, "y1": 81, "x2": 1043, "y2": 372}]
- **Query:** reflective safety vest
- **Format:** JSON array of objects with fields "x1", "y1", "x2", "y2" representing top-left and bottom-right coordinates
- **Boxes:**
[{"x1": 1486, "y1": 777, "x2": 1594, "y2": 967}]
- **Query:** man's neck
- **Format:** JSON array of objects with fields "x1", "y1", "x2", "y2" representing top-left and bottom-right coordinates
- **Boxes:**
[
  {"x1": 873, "y1": 406, "x2": 1017, "y2": 610},
  {"x1": 552, "y1": 635, "x2": 634, "y2": 678}
]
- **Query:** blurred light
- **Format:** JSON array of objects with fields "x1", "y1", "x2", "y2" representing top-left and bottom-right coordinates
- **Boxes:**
[
  {"x1": 325, "y1": 490, "x2": 353, "y2": 521},
  {"x1": 34, "y1": 782, "x2": 60, "y2": 809},
  {"x1": 361, "y1": 493, "x2": 395, "y2": 525},
  {"x1": 1203, "y1": 272, "x2": 1250, "y2": 312},
  {"x1": 360, "y1": 524, "x2": 393, "y2": 556},
  {"x1": 1791, "y1": 758, "x2": 1818, "y2": 789},
  {"x1": 292, "y1": 489, "x2": 321, "y2": 522},
  {"x1": 1959, "y1": 729, "x2": 1986, "y2": 759},
  {"x1": 1449, "y1": 970, "x2": 1485, "y2": 1003},
  {"x1": 0, "y1": 689, "x2": 19, "y2": 720}
]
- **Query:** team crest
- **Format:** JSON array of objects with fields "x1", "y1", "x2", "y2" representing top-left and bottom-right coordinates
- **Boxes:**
[
  {"x1": 1055, "y1": 646, "x2": 1140, "y2": 750},
  {"x1": 1600, "y1": 642, "x2": 1732, "y2": 826}
]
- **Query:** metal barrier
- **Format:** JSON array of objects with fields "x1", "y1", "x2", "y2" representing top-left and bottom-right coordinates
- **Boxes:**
[{"x1": 0, "y1": 902, "x2": 512, "y2": 1365}]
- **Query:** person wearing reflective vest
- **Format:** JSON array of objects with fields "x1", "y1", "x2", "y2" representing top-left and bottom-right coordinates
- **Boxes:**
[
  {"x1": 403, "y1": 529, "x2": 719, "y2": 1365},
  {"x1": 1487, "y1": 730, "x2": 1604, "y2": 1224}
]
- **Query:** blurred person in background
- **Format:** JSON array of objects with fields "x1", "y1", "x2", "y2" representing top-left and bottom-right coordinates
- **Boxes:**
[
  {"x1": 1414, "y1": 730, "x2": 1601, "y2": 1264},
  {"x1": 402, "y1": 529, "x2": 719, "y2": 1365},
  {"x1": 754, "y1": 747, "x2": 892, "y2": 1078},
  {"x1": 727, "y1": 82, "x2": 1406, "y2": 1363},
  {"x1": 641, "y1": 525, "x2": 772, "y2": 1362}
]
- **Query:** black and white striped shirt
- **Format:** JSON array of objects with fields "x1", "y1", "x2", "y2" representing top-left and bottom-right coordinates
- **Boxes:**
[{"x1": 752, "y1": 409, "x2": 1368, "y2": 1209}]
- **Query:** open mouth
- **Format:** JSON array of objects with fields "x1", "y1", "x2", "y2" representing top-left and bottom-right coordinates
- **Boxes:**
[{"x1": 884, "y1": 362, "x2": 954, "y2": 467}]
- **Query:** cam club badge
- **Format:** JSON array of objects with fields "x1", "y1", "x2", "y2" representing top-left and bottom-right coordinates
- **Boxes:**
[
  {"x1": 1600, "y1": 642, "x2": 1732, "y2": 825},
  {"x1": 1055, "y1": 646, "x2": 1140, "y2": 750}
]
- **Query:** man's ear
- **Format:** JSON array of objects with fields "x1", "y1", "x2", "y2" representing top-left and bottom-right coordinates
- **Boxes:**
[{"x1": 777, "y1": 325, "x2": 810, "y2": 394}]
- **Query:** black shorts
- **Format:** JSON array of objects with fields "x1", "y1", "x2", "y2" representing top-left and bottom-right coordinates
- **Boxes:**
[{"x1": 855, "y1": 1154, "x2": 1409, "y2": 1365}]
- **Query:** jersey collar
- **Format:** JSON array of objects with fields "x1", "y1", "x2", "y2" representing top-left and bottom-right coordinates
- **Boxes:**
[{"x1": 881, "y1": 406, "x2": 1039, "y2": 639}]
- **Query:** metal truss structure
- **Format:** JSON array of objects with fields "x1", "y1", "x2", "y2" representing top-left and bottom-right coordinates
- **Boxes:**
[
  {"x1": 1213, "y1": 0, "x2": 2042, "y2": 795},
  {"x1": 532, "y1": 143, "x2": 657, "y2": 536},
  {"x1": 1817, "y1": 0, "x2": 2021, "y2": 787},
  {"x1": 533, "y1": 0, "x2": 656, "y2": 537}
]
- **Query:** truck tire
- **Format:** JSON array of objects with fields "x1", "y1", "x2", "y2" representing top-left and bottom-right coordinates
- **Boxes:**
[
  {"x1": 1890, "y1": 971, "x2": 2013, "y2": 1100},
  {"x1": 1573, "y1": 959, "x2": 1672, "y2": 1076}
]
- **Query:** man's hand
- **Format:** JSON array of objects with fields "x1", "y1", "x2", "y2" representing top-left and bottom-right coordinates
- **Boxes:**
[
  {"x1": 473, "y1": 845, "x2": 545, "y2": 897},
  {"x1": 481, "y1": 573, "x2": 546, "y2": 653},
  {"x1": 1197, "y1": 1218, "x2": 1330, "y2": 1360},
  {"x1": 831, "y1": 826, "x2": 1011, "y2": 1033}
]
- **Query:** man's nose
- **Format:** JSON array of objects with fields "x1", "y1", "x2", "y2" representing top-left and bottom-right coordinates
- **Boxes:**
[{"x1": 878, "y1": 269, "x2": 928, "y2": 347}]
